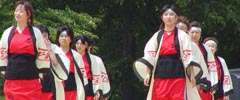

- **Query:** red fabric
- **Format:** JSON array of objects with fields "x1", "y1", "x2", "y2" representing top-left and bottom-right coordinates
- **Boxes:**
[
  {"x1": 4, "y1": 79, "x2": 42, "y2": 100},
  {"x1": 159, "y1": 30, "x2": 177, "y2": 55},
  {"x1": 152, "y1": 78, "x2": 185, "y2": 100},
  {"x1": 198, "y1": 90, "x2": 212, "y2": 100},
  {"x1": 66, "y1": 50, "x2": 75, "y2": 73},
  {"x1": 82, "y1": 54, "x2": 92, "y2": 79},
  {"x1": 65, "y1": 90, "x2": 77, "y2": 100},
  {"x1": 9, "y1": 26, "x2": 35, "y2": 55},
  {"x1": 41, "y1": 92, "x2": 53, "y2": 100},
  {"x1": 215, "y1": 56, "x2": 222, "y2": 80},
  {"x1": 216, "y1": 98, "x2": 223, "y2": 100},
  {"x1": 86, "y1": 96, "x2": 94, "y2": 100}
]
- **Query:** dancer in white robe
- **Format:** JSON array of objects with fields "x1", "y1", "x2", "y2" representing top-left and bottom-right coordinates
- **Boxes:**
[
  {"x1": 142, "y1": 5, "x2": 201, "y2": 100},
  {"x1": 204, "y1": 37, "x2": 233, "y2": 100}
]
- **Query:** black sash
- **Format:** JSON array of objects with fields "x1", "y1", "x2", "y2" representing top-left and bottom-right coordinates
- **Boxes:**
[
  {"x1": 41, "y1": 68, "x2": 55, "y2": 92},
  {"x1": 155, "y1": 54, "x2": 185, "y2": 78},
  {"x1": 5, "y1": 53, "x2": 38, "y2": 79},
  {"x1": 64, "y1": 73, "x2": 77, "y2": 91},
  {"x1": 84, "y1": 79, "x2": 94, "y2": 96}
]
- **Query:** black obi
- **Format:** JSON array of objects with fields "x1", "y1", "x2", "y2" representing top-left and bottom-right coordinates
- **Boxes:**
[
  {"x1": 64, "y1": 73, "x2": 77, "y2": 91},
  {"x1": 84, "y1": 79, "x2": 94, "y2": 96},
  {"x1": 214, "y1": 80, "x2": 224, "y2": 98},
  {"x1": 155, "y1": 54, "x2": 185, "y2": 78},
  {"x1": 41, "y1": 68, "x2": 55, "y2": 92},
  {"x1": 5, "y1": 53, "x2": 38, "y2": 80}
]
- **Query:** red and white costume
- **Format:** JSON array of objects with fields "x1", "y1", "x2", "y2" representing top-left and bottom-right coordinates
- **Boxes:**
[
  {"x1": 0, "y1": 26, "x2": 50, "y2": 100},
  {"x1": 144, "y1": 29, "x2": 201, "y2": 100},
  {"x1": 214, "y1": 56, "x2": 233, "y2": 100},
  {"x1": 60, "y1": 49, "x2": 87, "y2": 100},
  {"x1": 198, "y1": 43, "x2": 218, "y2": 100},
  {"x1": 41, "y1": 44, "x2": 70, "y2": 100},
  {"x1": 82, "y1": 54, "x2": 111, "y2": 100}
]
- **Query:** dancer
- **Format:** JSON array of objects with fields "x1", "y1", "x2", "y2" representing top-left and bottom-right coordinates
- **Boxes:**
[
  {"x1": 0, "y1": 1, "x2": 49, "y2": 100},
  {"x1": 56, "y1": 25, "x2": 87, "y2": 100},
  {"x1": 75, "y1": 35, "x2": 111, "y2": 100},
  {"x1": 143, "y1": 5, "x2": 200, "y2": 100},
  {"x1": 204, "y1": 37, "x2": 233, "y2": 100},
  {"x1": 38, "y1": 25, "x2": 70, "y2": 100},
  {"x1": 189, "y1": 21, "x2": 218, "y2": 100}
]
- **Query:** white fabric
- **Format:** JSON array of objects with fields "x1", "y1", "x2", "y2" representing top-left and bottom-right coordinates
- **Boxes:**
[
  {"x1": 144, "y1": 29, "x2": 201, "y2": 100},
  {"x1": 191, "y1": 42, "x2": 211, "y2": 81},
  {"x1": 73, "y1": 50, "x2": 87, "y2": 100},
  {"x1": 189, "y1": 27, "x2": 202, "y2": 32},
  {"x1": 202, "y1": 44, "x2": 218, "y2": 88},
  {"x1": 217, "y1": 56, "x2": 233, "y2": 96},
  {"x1": 54, "y1": 49, "x2": 87, "y2": 100},
  {"x1": 91, "y1": 54, "x2": 111, "y2": 97},
  {"x1": 205, "y1": 40, "x2": 217, "y2": 48},
  {"x1": 0, "y1": 26, "x2": 50, "y2": 71},
  {"x1": 88, "y1": 54, "x2": 102, "y2": 94},
  {"x1": 50, "y1": 44, "x2": 70, "y2": 80},
  {"x1": 176, "y1": 22, "x2": 187, "y2": 29},
  {"x1": 50, "y1": 44, "x2": 70, "y2": 100}
]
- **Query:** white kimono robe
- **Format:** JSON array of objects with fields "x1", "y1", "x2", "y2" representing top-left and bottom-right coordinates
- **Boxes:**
[
  {"x1": 0, "y1": 26, "x2": 50, "y2": 73},
  {"x1": 217, "y1": 56, "x2": 233, "y2": 97},
  {"x1": 91, "y1": 54, "x2": 111, "y2": 98},
  {"x1": 49, "y1": 44, "x2": 70, "y2": 100},
  {"x1": 191, "y1": 42, "x2": 211, "y2": 83},
  {"x1": 86, "y1": 54, "x2": 102, "y2": 95},
  {"x1": 201, "y1": 44, "x2": 218, "y2": 90},
  {"x1": 54, "y1": 49, "x2": 88, "y2": 100},
  {"x1": 144, "y1": 29, "x2": 201, "y2": 100}
]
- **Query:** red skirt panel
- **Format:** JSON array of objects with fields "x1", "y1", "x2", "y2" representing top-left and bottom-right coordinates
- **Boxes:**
[
  {"x1": 152, "y1": 78, "x2": 185, "y2": 100},
  {"x1": 41, "y1": 92, "x2": 53, "y2": 100},
  {"x1": 65, "y1": 90, "x2": 77, "y2": 100},
  {"x1": 86, "y1": 96, "x2": 94, "y2": 100},
  {"x1": 4, "y1": 79, "x2": 42, "y2": 100},
  {"x1": 198, "y1": 89, "x2": 212, "y2": 100}
]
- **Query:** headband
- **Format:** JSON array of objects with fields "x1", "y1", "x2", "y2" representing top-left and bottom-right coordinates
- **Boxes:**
[
  {"x1": 189, "y1": 26, "x2": 202, "y2": 32},
  {"x1": 176, "y1": 22, "x2": 187, "y2": 28},
  {"x1": 205, "y1": 40, "x2": 217, "y2": 47}
]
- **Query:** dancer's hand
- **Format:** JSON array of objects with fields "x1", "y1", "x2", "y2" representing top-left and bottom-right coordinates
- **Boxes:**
[
  {"x1": 144, "y1": 73, "x2": 151, "y2": 86},
  {"x1": 190, "y1": 66, "x2": 196, "y2": 87}
]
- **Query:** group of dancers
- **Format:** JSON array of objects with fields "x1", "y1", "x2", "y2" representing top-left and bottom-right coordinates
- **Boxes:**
[
  {"x1": 137, "y1": 4, "x2": 233, "y2": 100},
  {"x1": 0, "y1": 1, "x2": 110, "y2": 100}
]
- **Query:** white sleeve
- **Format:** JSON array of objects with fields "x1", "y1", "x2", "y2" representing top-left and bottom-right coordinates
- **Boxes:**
[
  {"x1": 50, "y1": 44, "x2": 70, "y2": 81},
  {"x1": 34, "y1": 27, "x2": 50, "y2": 69}
]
